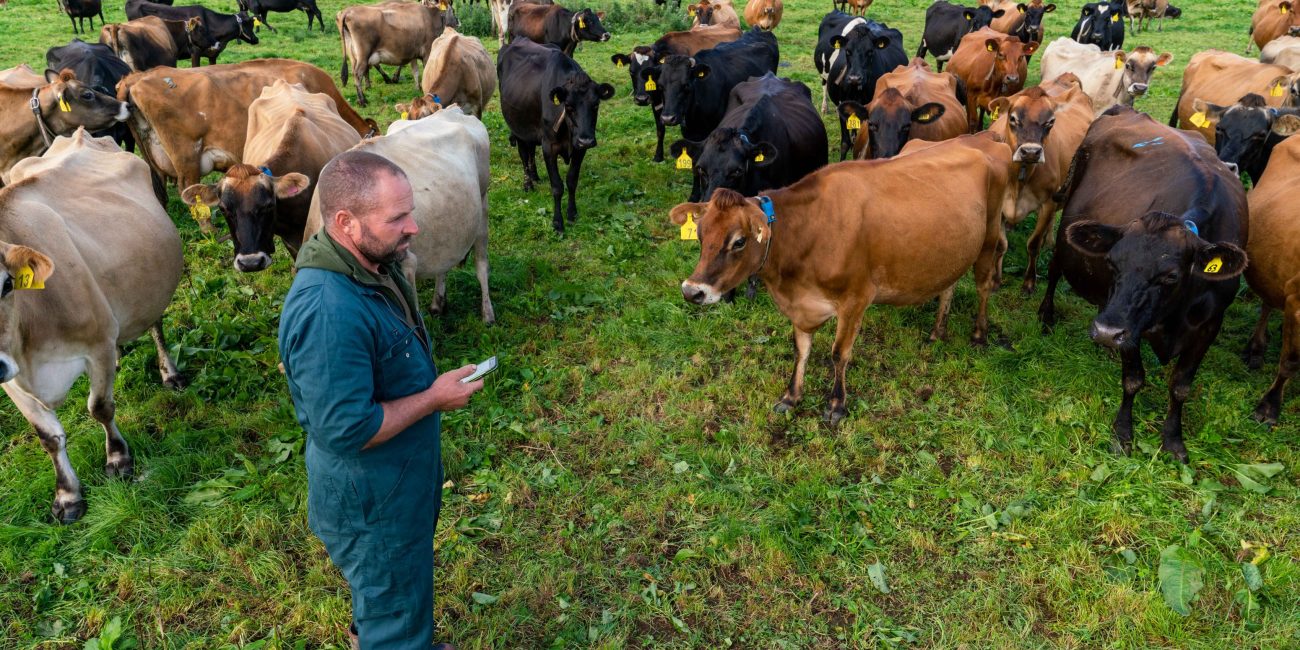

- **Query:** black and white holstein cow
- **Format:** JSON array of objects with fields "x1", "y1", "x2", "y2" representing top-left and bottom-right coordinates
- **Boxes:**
[
  {"x1": 917, "y1": 1, "x2": 1005, "y2": 72},
  {"x1": 813, "y1": 11, "x2": 908, "y2": 159},
  {"x1": 1071, "y1": 0, "x2": 1127, "y2": 51},
  {"x1": 498, "y1": 38, "x2": 614, "y2": 234},
  {"x1": 1193, "y1": 92, "x2": 1300, "y2": 185},
  {"x1": 1039, "y1": 106, "x2": 1248, "y2": 463},
  {"x1": 0, "y1": 128, "x2": 184, "y2": 523}
]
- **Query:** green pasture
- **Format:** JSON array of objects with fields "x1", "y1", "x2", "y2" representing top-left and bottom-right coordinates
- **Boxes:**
[{"x1": 0, "y1": 0, "x2": 1297, "y2": 647}]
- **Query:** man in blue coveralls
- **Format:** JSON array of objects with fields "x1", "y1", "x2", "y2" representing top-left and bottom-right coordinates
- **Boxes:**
[{"x1": 278, "y1": 151, "x2": 483, "y2": 649}]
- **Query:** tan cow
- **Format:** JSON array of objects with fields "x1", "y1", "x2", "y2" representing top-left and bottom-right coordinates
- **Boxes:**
[
  {"x1": 743, "y1": 0, "x2": 782, "y2": 30},
  {"x1": 1172, "y1": 50, "x2": 1296, "y2": 144},
  {"x1": 1260, "y1": 34, "x2": 1300, "y2": 68},
  {"x1": 834, "y1": 0, "x2": 872, "y2": 16},
  {"x1": 1040, "y1": 37, "x2": 1173, "y2": 115},
  {"x1": 0, "y1": 128, "x2": 183, "y2": 524},
  {"x1": 690, "y1": 0, "x2": 740, "y2": 29},
  {"x1": 1127, "y1": 0, "x2": 1169, "y2": 32},
  {"x1": 181, "y1": 81, "x2": 360, "y2": 272},
  {"x1": 419, "y1": 27, "x2": 495, "y2": 119},
  {"x1": 1, "y1": 69, "x2": 129, "y2": 183},
  {"x1": 0, "y1": 64, "x2": 45, "y2": 87},
  {"x1": 1243, "y1": 129, "x2": 1300, "y2": 424},
  {"x1": 983, "y1": 73, "x2": 1095, "y2": 291},
  {"x1": 337, "y1": 0, "x2": 453, "y2": 106},
  {"x1": 669, "y1": 133, "x2": 1010, "y2": 423},
  {"x1": 837, "y1": 58, "x2": 967, "y2": 159},
  {"x1": 949, "y1": 27, "x2": 1039, "y2": 131},
  {"x1": 304, "y1": 107, "x2": 495, "y2": 322},
  {"x1": 118, "y1": 58, "x2": 376, "y2": 230},
  {"x1": 1250, "y1": 0, "x2": 1300, "y2": 53}
]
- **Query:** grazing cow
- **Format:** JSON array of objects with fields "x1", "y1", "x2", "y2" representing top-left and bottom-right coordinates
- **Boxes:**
[
  {"x1": 237, "y1": 0, "x2": 325, "y2": 32},
  {"x1": 1242, "y1": 130, "x2": 1300, "y2": 423},
  {"x1": 338, "y1": 0, "x2": 454, "y2": 107},
  {"x1": 669, "y1": 133, "x2": 1011, "y2": 423},
  {"x1": 917, "y1": 1, "x2": 1005, "y2": 72},
  {"x1": 832, "y1": 0, "x2": 872, "y2": 16},
  {"x1": 1251, "y1": 0, "x2": 1300, "y2": 53},
  {"x1": 0, "y1": 128, "x2": 183, "y2": 524},
  {"x1": 0, "y1": 70, "x2": 128, "y2": 182},
  {"x1": 949, "y1": 27, "x2": 1039, "y2": 131},
  {"x1": 1071, "y1": 0, "x2": 1126, "y2": 51},
  {"x1": 984, "y1": 73, "x2": 1095, "y2": 291},
  {"x1": 394, "y1": 93, "x2": 446, "y2": 120},
  {"x1": 836, "y1": 58, "x2": 967, "y2": 160},
  {"x1": 610, "y1": 26, "x2": 740, "y2": 161},
  {"x1": 304, "y1": 107, "x2": 495, "y2": 321},
  {"x1": 498, "y1": 38, "x2": 614, "y2": 233},
  {"x1": 181, "y1": 81, "x2": 360, "y2": 272},
  {"x1": 508, "y1": 3, "x2": 609, "y2": 56},
  {"x1": 100, "y1": 17, "x2": 215, "y2": 70},
  {"x1": 1192, "y1": 93, "x2": 1300, "y2": 185},
  {"x1": 1126, "y1": 0, "x2": 1170, "y2": 32},
  {"x1": 60, "y1": 0, "x2": 104, "y2": 34},
  {"x1": 118, "y1": 58, "x2": 376, "y2": 229},
  {"x1": 420, "y1": 27, "x2": 497, "y2": 119},
  {"x1": 648, "y1": 28, "x2": 779, "y2": 145},
  {"x1": 813, "y1": 12, "x2": 907, "y2": 157},
  {"x1": 990, "y1": 0, "x2": 1056, "y2": 45},
  {"x1": 1038, "y1": 107, "x2": 1248, "y2": 462},
  {"x1": 689, "y1": 0, "x2": 740, "y2": 29},
  {"x1": 1260, "y1": 34, "x2": 1300, "y2": 68},
  {"x1": 0, "y1": 64, "x2": 45, "y2": 87},
  {"x1": 743, "y1": 0, "x2": 782, "y2": 30},
  {"x1": 1170, "y1": 50, "x2": 1294, "y2": 145},
  {"x1": 1040, "y1": 38, "x2": 1172, "y2": 115},
  {"x1": 128, "y1": 0, "x2": 259, "y2": 65},
  {"x1": 668, "y1": 73, "x2": 827, "y2": 203}
]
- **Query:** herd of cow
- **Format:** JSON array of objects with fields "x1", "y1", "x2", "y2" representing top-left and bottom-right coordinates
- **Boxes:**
[{"x1": 0, "y1": 0, "x2": 1298, "y2": 524}]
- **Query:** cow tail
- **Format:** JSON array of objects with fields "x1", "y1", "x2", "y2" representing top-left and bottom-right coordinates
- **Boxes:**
[
  {"x1": 915, "y1": 38, "x2": 927, "y2": 60},
  {"x1": 1053, "y1": 143, "x2": 1088, "y2": 205},
  {"x1": 1167, "y1": 91, "x2": 1181, "y2": 127},
  {"x1": 953, "y1": 74, "x2": 968, "y2": 108},
  {"x1": 338, "y1": 16, "x2": 350, "y2": 85}
]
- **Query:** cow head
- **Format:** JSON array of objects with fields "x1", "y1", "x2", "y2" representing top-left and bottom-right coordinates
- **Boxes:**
[
  {"x1": 842, "y1": 90, "x2": 945, "y2": 159},
  {"x1": 181, "y1": 164, "x2": 310, "y2": 272},
  {"x1": 395, "y1": 93, "x2": 444, "y2": 120},
  {"x1": 572, "y1": 8, "x2": 609, "y2": 43},
  {"x1": 549, "y1": 75, "x2": 615, "y2": 150},
  {"x1": 234, "y1": 11, "x2": 260, "y2": 45},
  {"x1": 1195, "y1": 94, "x2": 1300, "y2": 177},
  {"x1": 832, "y1": 26, "x2": 901, "y2": 95},
  {"x1": 1065, "y1": 212, "x2": 1247, "y2": 349},
  {"x1": 0, "y1": 243, "x2": 55, "y2": 382},
  {"x1": 649, "y1": 54, "x2": 707, "y2": 126},
  {"x1": 1117, "y1": 47, "x2": 1172, "y2": 99},
  {"x1": 963, "y1": 6, "x2": 1006, "y2": 31},
  {"x1": 1073, "y1": 1, "x2": 1123, "y2": 48},
  {"x1": 183, "y1": 17, "x2": 218, "y2": 53},
  {"x1": 670, "y1": 128, "x2": 776, "y2": 200},
  {"x1": 670, "y1": 189, "x2": 770, "y2": 304},
  {"x1": 420, "y1": 0, "x2": 458, "y2": 30},
  {"x1": 611, "y1": 46, "x2": 658, "y2": 106},
  {"x1": 989, "y1": 86, "x2": 1056, "y2": 163},
  {"x1": 1279, "y1": 1, "x2": 1300, "y2": 36},
  {"x1": 40, "y1": 68, "x2": 129, "y2": 133},
  {"x1": 1014, "y1": 2, "x2": 1055, "y2": 41},
  {"x1": 983, "y1": 37, "x2": 1038, "y2": 94},
  {"x1": 691, "y1": 0, "x2": 718, "y2": 25}
]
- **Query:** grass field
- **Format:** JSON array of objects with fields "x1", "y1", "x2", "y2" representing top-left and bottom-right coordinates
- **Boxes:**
[{"x1": 1, "y1": 0, "x2": 1298, "y2": 647}]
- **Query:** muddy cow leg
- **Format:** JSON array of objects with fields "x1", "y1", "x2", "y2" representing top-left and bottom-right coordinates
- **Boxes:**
[
  {"x1": 775, "y1": 327, "x2": 815, "y2": 413},
  {"x1": 826, "y1": 294, "x2": 873, "y2": 425},
  {"x1": 5, "y1": 374, "x2": 85, "y2": 523},
  {"x1": 1243, "y1": 304, "x2": 1272, "y2": 370},
  {"x1": 150, "y1": 322, "x2": 185, "y2": 389},
  {"x1": 86, "y1": 345, "x2": 133, "y2": 478}
]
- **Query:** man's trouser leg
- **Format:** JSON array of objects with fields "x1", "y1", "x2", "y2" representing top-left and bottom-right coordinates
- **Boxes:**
[{"x1": 320, "y1": 531, "x2": 435, "y2": 649}]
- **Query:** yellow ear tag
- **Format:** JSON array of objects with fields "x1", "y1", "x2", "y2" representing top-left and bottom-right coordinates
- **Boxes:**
[
  {"x1": 1019, "y1": 6, "x2": 1025, "y2": 13},
  {"x1": 680, "y1": 212, "x2": 698, "y2": 240},
  {"x1": 553, "y1": 95, "x2": 561, "y2": 105},
  {"x1": 58, "y1": 95, "x2": 71, "y2": 112},
  {"x1": 578, "y1": 17, "x2": 585, "y2": 29},
  {"x1": 253, "y1": 17, "x2": 263, "y2": 26},
  {"x1": 676, "y1": 150, "x2": 693, "y2": 170},
  {"x1": 991, "y1": 106, "x2": 1000, "y2": 120},
  {"x1": 846, "y1": 113, "x2": 861, "y2": 130},
  {"x1": 754, "y1": 152, "x2": 765, "y2": 162},
  {"x1": 1111, "y1": 12, "x2": 1119, "y2": 22},
  {"x1": 400, "y1": 111, "x2": 409, "y2": 120},
  {"x1": 1272, "y1": 82, "x2": 1285, "y2": 97},
  {"x1": 13, "y1": 265, "x2": 43, "y2": 290},
  {"x1": 1203, "y1": 257, "x2": 1223, "y2": 273},
  {"x1": 1115, "y1": 56, "x2": 1124, "y2": 70},
  {"x1": 439, "y1": 1, "x2": 447, "y2": 9},
  {"x1": 644, "y1": 78, "x2": 657, "y2": 91},
  {"x1": 986, "y1": 43, "x2": 995, "y2": 52},
  {"x1": 834, "y1": 41, "x2": 841, "y2": 49},
  {"x1": 1283, "y1": 4, "x2": 1290, "y2": 13},
  {"x1": 1189, "y1": 111, "x2": 1208, "y2": 128},
  {"x1": 616, "y1": 60, "x2": 625, "y2": 68},
  {"x1": 688, "y1": 6, "x2": 696, "y2": 15},
  {"x1": 190, "y1": 203, "x2": 211, "y2": 222}
]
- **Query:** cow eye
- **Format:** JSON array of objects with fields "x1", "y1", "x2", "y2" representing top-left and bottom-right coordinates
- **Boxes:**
[
  {"x1": 81, "y1": 90, "x2": 94, "y2": 101},
  {"x1": 731, "y1": 236, "x2": 746, "y2": 251},
  {"x1": 1161, "y1": 271, "x2": 1180, "y2": 285},
  {"x1": 1, "y1": 276, "x2": 12, "y2": 297},
  {"x1": 1008, "y1": 114, "x2": 1019, "y2": 126}
]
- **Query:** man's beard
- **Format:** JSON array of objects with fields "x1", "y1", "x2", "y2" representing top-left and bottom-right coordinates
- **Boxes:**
[{"x1": 355, "y1": 222, "x2": 411, "y2": 267}]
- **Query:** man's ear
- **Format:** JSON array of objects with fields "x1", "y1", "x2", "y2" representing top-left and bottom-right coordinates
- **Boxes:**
[
  {"x1": 4, "y1": 244, "x2": 55, "y2": 287},
  {"x1": 1192, "y1": 242, "x2": 1248, "y2": 279},
  {"x1": 181, "y1": 183, "x2": 221, "y2": 207},
  {"x1": 669, "y1": 202, "x2": 707, "y2": 226},
  {"x1": 275, "y1": 173, "x2": 311, "y2": 198}
]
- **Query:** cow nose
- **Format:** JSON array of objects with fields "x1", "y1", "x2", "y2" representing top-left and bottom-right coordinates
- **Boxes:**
[
  {"x1": 234, "y1": 252, "x2": 272, "y2": 272},
  {"x1": 0, "y1": 353, "x2": 17, "y2": 383},
  {"x1": 601, "y1": 33, "x2": 610, "y2": 41},
  {"x1": 1224, "y1": 161, "x2": 1239, "y2": 175},
  {"x1": 1005, "y1": 74, "x2": 1019, "y2": 84},
  {"x1": 847, "y1": 74, "x2": 862, "y2": 85},
  {"x1": 661, "y1": 113, "x2": 679, "y2": 125},
  {"x1": 576, "y1": 137, "x2": 596, "y2": 149},
  {"x1": 1090, "y1": 321, "x2": 1128, "y2": 348},
  {"x1": 633, "y1": 94, "x2": 650, "y2": 105},
  {"x1": 1130, "y1": 83, "x2": 1148, "y2": 95},
  {"x1": 116, "y1": 101, "x2": 130, "y2": 121},
  {"x1": 1015, "y1": 144, "x2": 1043, "y2": 163},
  {"x1": 681, "y1": 281, "x2": 707, "y2": 305}
]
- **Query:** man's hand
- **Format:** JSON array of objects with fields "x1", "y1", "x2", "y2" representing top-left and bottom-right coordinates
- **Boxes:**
[{"x1": 428, "y1": 364, "x2": 484, "y2": 412}]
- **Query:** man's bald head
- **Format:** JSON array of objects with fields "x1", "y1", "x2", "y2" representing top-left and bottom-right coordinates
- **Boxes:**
[{"x1": 317, "y1": 151, "x2": 409, "y2": 234}]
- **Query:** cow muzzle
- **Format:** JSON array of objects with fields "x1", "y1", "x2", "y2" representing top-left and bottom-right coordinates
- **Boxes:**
[
  {"x1": 681, "y1": 279, "x2": 720, "y2": 305},
  {"x1": 576, "y1": 136, "x2": 596, "y2": 149},
  {"x1": 1127, "y1": 83, "x2": 1148, "y2": 96},
  {"x1": 0, "y1": 353, "x2": 17, "y2": 383},
  {"x1": 234, "y1": 252, "x2": 272, "y2": 272},
  {"x1": 661, "y1": 113, "x2": 680, "y2": 125},
  {"x1": 1013, "y1": 144, "x2": 1044, "y2": 163},
  {"x1": 1223, "y1": 161, "x2": 1239, "y2": 175},
  {"x1": 115, "y1": 101, "x2": 130, "y2": 121},
  {"x1": 600, "y1": 33, "x2": 611, "y2": 42},
  {"x1": 1089, "y1": 320, "x2": 1129, "y2": 348}
]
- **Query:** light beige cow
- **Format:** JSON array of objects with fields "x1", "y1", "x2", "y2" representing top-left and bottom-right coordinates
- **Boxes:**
[
  {"x1": 0, "y1": 128, "x2": 183, "y2": 524},
  {"x1": 0, "y1": 64, "x2": 45, "y2": 87},
  {"x1": 420, "y1": 27, "x2": 496, "y2": 119},
  {"x1": 1040, "y1": 37, "x2": 1173, "y2": 114},
  {"x1": 1260, "y1": 34, "x2": 1300, "y2": 68}
]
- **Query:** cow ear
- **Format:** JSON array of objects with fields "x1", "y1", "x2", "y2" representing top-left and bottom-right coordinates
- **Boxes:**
[
  {"x1": 962, "y1": 9, "x2": 975, "y2": 20},
  {"x1": 1023, "y1": 41, "x2": 1039, "y2": 56},
  {"x1": 837, "y1": 100, "x2": 866, "y2": 123},
  {"x1": 1155, "y1": 52, "x2": 1173, "y2": 66},
  {"x1": 596, "y1": 10, "x2": 604, "y2": 19},
  {"x1": 751, "y1": 142, "x2": 777, "y2": 167},
  {"x1": 181, "y1": 184, "x2": 221, "y2": 208},
  {"x1": 550, "y1": 87, "x2": 568, "y2": 106},
  {"x1": 691, "y1": 64, "x2": 711, "y2": 79},
  {"x1": 596, "y1": 83, "x2": 615, "y2": 100},
  {"x1": 669, "y1": 202, "x2": 706, "y2": 226},
  {"x1": 990, "y1": 9, "x2": 1006, "y2": 18},
  {"x1": 1065, "y1": 221, "x2": 1122, "y2": 256},
  {"x1": 1081, "y1": 6, "x2": 1093, "y2": 16},
  {"x1": 611, "y1": 53, "x2": 630, "y2": 66},
  {"x1": 3, "y1": 245, "x2": 54, "y2": 288},
  {"x1": 669, "y1": 139, "x2": 701, "y2": 163},
  {"x1": 1281, "y1": 1, "x2": 1293, "y2": 14},
  {"x1": 873, "y1": 36, "x2": 891, "y2": 49},
  {"x1": 988, "y1": 96, "x2": 1011, "y2": 120},
  {"x1": 394, "y1": 102, "x2": 410, "y2": 115},
  {"x1": 275, "y1": 173, "x2": 310, "y2": 199},
  {"x1": 1272, "y1": 113, "x2": 1300, "y2": 137},
  {"x1": 1016, "y1": 3, "x2": 1027, "y2": 13},
  {"x1": 1043, "y1": 3, "x2": 1056, "y2": 12},
  {"x1": 912, "y1": 102, "x2": 946, "y2": 124},
  {"x1": 1192, "y1": 242, "x2": 1248, "y2": 280},
  {"x1": 1192, "y1": 98, "x2": 1227, "y2": 123},
  {"x1": 984, "y1": 38, "x2": 1001, "y2": 53},
  {"x1": 830, "y1": 35, "x2": 846, "y2": 50}
]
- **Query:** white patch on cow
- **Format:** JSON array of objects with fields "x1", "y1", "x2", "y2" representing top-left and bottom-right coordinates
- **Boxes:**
[
  {"x1": 633, "y1": 52, "x2": 649, "y2": 65},
  {"x1": 682, "y1": 279, "x2": 722, "y2": 305},
  {"x1": 938, "y1": 48, "x2": 955, "y2": 61},
  {"x1": 115, "y1": 102, "x2": 129, "y2": 121},
  {"x1": 841, "y1": 16, "x2": 867, "y2": 36}
]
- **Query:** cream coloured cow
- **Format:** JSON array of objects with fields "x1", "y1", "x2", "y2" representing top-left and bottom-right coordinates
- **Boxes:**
[
  {"x1": 0, "y1": 128, "x2": 183, "y2": 524},
  {"x1": 1260, "y1": 34, "x2": 1300, "y2": 68},
  {"x1": 420, "y1": 27, "x2": 496, "y2": 119},
  {"x1": 1040, "y1": 37, "x2": 1172, "y2": 114},
  {"x1": 304, "y1": 106, "x2": 495, "y2": 322}
]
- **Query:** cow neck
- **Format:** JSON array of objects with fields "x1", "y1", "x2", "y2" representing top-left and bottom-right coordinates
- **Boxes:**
[
  {"x1": 29, "y1": 89, "x2": 57, "y2": 148},
  {"x1": 753, "y1": 192, "x2": 797, "y2": 280}
]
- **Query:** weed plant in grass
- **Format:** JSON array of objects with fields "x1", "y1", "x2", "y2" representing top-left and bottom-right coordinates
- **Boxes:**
[{"x1": 0, "y1": 0, "x2": 1297, "y2": 648}]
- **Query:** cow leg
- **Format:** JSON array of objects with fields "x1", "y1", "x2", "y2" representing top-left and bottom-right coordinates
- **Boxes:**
[
  {"x1": 1022, "y1": 201, "x2": 1057, "y2": 294},
  {"x1": 1243, "y1": 304, "x2": 1273, "y2": 370},
  {"x1": 565, "y1": 149, "x2": 586, "y2": 224},
  {"x1": 1037, "y1": 252, "x2": 1063, "y2": 331},
  {"x1": 474, "y1": 227, "x2": 496, "y2": 324},
  {"x1": 430, "y1": 273, "x2": 448, "y2": 316},
  {"x1": 86, "y1": 346, "x2": 132, "y2": 479},
  {"x1": 966, "y1": 101, "x2": 979, "y2": 134},
  {"x1": 819, "y1": 82, "x2": 828, "y2": 115},
  {"x1": 542, "y1": 151, "x2": 565, "y2": 233},
  {"x1": 1254, "y1": 292, "x2": 1300, "y2": 425},
  {"x1": 774, "y1": 327, "x2": 815, "y2": 412},
  {"x1": 652, "y1": 109, "x2": 666, "y2": 163},
  {"x1": 517, "y1": 141, "x2": 537, "y2": 191},
  {"x1": 389, "y1": 64, "x2": 401, "y2": 84},
  {"x1": 354, "y1": 61, "x2": 369, "y2": 106},
  {"x1": 5, "y1": 375, "x2": 85, "y2": 523},
  {"x1": 838, "y1": 121, "x2": 851, "y2": 161},
  {"x1": 993, "y1": 225, "x2": 1008, "y2": 290},
  {"x1": 410, "y1": 60, "x2": 422, "y2": 91},
  {"x1": 929, "y1": 283, "x2": 956, "y2": 342},
  {"x1": 1110, "y1": 346, "x2": 1145, "y2": 456},
  {"x1": 1160, "y1": 325, "x2": 1217, "y2": 463},
  {"x1": 150, "y1": 322, "x2": 185, "y2": 390},
  {"x1": 826, "y1": 297, "x2": 872, "y2": 425}
]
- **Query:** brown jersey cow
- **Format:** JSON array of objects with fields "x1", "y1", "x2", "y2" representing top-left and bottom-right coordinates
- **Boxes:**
[
  {"x1": 337, "y1": 0, "x2": 453, "y2": 107},
  {"x1": 837, "y1": 58, "x2": 967, "y2": 160},
  {"x1": 948, "y1": 27, "x2": 1039, "y2": 131},
  {"x1": 1250, "y1": 0, "x2": 1300, "y2": 52},
  {"x1": 419, "y1": 27, "x2": 496, "y2": 119},
  {"x1": 743, "y1": 0, "x2": 782, "y2": 30},
  {"x1": 1170, "y1": 50, "x2": 1295, "y2": 145}
]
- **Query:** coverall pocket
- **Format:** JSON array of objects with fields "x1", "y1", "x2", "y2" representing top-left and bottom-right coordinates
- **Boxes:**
[
  {"x1": 354, "y1": 456, "x2": 415, "y2": 526},
  {"x1": 351, "y1": 553, "x2": 414, "y2": 643}
]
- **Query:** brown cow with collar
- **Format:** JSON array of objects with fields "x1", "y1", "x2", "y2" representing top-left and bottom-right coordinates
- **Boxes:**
[
  {"x1": 837, "y1": 58, "x2": 967, "y2": 160},
  {"x1": 0, "y1": 69, "x2": 128, "y2": 183},
  {"x1": 948, "y1": 27, "x2": 1039, "y2": 131},
  {"x1": 669, "y1": 133, "x2": 1010, "y2": 424},
  {"x1": 337, "y1": 0, "x2": 454, "y2": 107}
]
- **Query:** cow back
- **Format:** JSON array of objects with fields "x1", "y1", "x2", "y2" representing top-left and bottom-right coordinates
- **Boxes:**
[
  {"x1": 1175, "y1": 50, "x2": 1291, "y2": 144},
  {"x1": 1245, "y1": 133, "x2": 1300, "y2": 308},
  {"x1": 874, "y1": 59, "x2": 968, "y2": 143},
  {"x1": 421, "y1": 28, "x2": 497, "y2": 118}
]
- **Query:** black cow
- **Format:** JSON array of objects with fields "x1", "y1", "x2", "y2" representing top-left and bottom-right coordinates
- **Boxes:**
[
  {"x1": 61, "y1": 0, "x2": 105, "y2": 34},
  {"x1": 1196, "y1": 93, "x2": 1300, "y2": 185},
  {"x1": 1039, "y1": 106, "x2": 1248, "y2": 463},
  {"x1": 237, "y1": 0, "x2": 325, "y2": 32},
  {"x1": 917, "y1": 1, "x2": 1004, "y2": 72},
  {"x1": 814, "y1": 12, "x2": 908, "y2": 159},
  {"x1": 46, "y1": 39, "x2": 133, "y2": 149},
  {"x1": 498, "y1": 38, "x2": 615, "y2": 234},
  {"x1": 1071, "y1": 0, "x2": 1126, "y2": 50},
  {"x1": 1007, "y1": 2, "x2": 1056, "y2": 44},
  {"x1": 646, "y1": 28, "x2": 779, "y2": 144},
  {"x1": 669, "y1": 73, "x2": 828, "y2": 202},
  {"x1": 128, "y1": 0, "x2": 259, "y2": 64}
]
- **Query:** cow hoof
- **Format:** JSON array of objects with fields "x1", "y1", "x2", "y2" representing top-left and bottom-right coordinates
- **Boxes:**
[
  {"x1": 1243, "y1": 351, "x2": 1264, "y2": 371},
  {"x1": 825, "y1": 407, "x2": 847, "y2": 427},
  {"x1": 51, "y1": 498, "x2": 86, "y2": 525},
  {"x1": 105, "y1": 456, "x2": 134, "y2": 479},
  {"x1": 522, "y1": 181, "x2": 534, "y2": 192},
  {"x1": 1109, "y1": 438, "x2": 1133, "y2": 456},
  {"x1": 163, "y1": 373, "x2": 187, "y2": 391},
  {"x1": 772, "y1": 399, "x2": 796, "y2": 414},
  {"x1": 652, "y1": 154, "x2": 664, "y2": 163},
  {"x1": 1252, "y1": 402, "x2": 1279, "y2": 427},
  {"x1": 970, "y1": 333, "x2": 987, "y2": 347},
  {"x1": 1020, "y1": 281, "x2": 1036, "y2": 295},
  {"x1": 1161, "y1": 442, "x2": 1190, "y2": 464}
]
